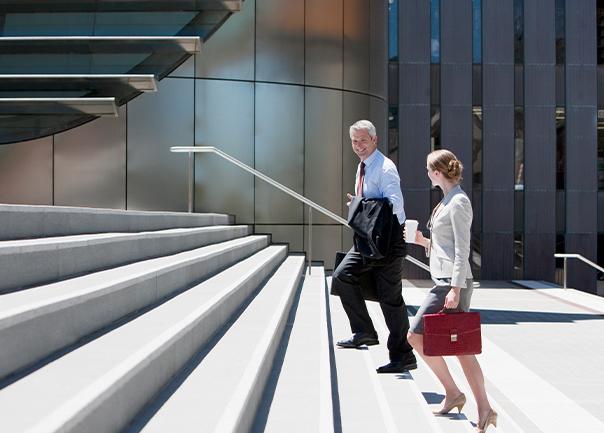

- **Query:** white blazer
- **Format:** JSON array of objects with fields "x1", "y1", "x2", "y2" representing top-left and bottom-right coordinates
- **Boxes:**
[{"x1": 427, "y1": 185, "x2": 473, "y2": 288}]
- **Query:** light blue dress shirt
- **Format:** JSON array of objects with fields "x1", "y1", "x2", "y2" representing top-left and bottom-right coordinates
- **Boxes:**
[{"x1": 355, "y1": 149, "x2": 406, "y2": 225}]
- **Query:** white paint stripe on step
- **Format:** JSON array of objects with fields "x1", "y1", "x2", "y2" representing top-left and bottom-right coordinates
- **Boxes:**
[
  {"x1": 361, "y1": 347, "x2": 400, "y2": 433},
  {"x1": 317, "y1": 268, "x2": 335, "y2": 433},
  {"x1": 368, "y1": 302, "x2": 447, "y2": 433}
]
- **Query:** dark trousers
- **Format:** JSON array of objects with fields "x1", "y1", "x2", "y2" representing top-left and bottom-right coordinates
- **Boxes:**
[{"x1": 332, "y1": 245, "x2": 413, "y2": 362}]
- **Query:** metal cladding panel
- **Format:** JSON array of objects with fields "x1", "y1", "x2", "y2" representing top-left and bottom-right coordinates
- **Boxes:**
[
  {"x1": 254, "y1": 224, "x2": 303, "y2": 252},
  {"x1": 525, "y1": 65, "x2": 556, "y2": 105},
  {"x1": 127, "y1": 77, "x2": 193, "y2": 211},
  {"x1": 305, "y1": 0, "x2": 343, "y2": 88},
  {"x1": 194, "y1": 80, "x2": 254, "y2": 223},
  {"x1": 196, "y1": 0, "x2": 255, "y2": 80},
  {"x1": 482, "y1": 233, "x2": 515, "y2": 279},
  {"x1": 255, "y1": 0, "x2": 304, "y2": 84},
  {"x1": 524, "y1": 190, "x2": 556, "y2": 234},
  {"x1": 440, "y1": 0, "x2": 472, "y2": 196},
  {"x1": 398, "y1": 104, "x2": 431, "y2": 222},
  {"x1": 342, "y1": 91, "x2": 370, "y2": 218},
  {"x1": 304, "y1": 87, "x2": 343, "y2": 225},
  {"x1": 440, "y1": 105, "x2": 473, "y2": 194},
  {"x1": 524, "y1": 233, "x2": 556, "y2": 280},
  {"x1": 400, "y1": 64, "x2": 430, "y2": 105},
  {"x1": 440, "y1": 0, "x2": 472, "y2": 63},
  {"x1": 0, "y1": 136, "x2": 53, "y2": 205},
  {"x1": 254, "y1": 83, "x2": 304, "y2": 224},
  {"x1": 566, "y1": 233, "x2": 597, "y2": 293},
  {"x1": 482, "y1": 107, "x2": 515, "y2": 191},
  {"x1": 343, "y1": 0, "x2": 370, "y2": 94},
  {"x1": 564, "y1": 0, "x2": 597, "y2": 293},
  {"x1": 524, "y1": 0, "x2": 555, "y2": 63},
  {"x1": 370, "y1": 97, "x2": 388, "y2": 153},
  {"x1": 566, "y1": 107, "x2": 597, "y2": 188},
  {"x1": 399, "y1": 0, "x2": 430, "y2": 260},
  {"x1": 400, "y1": 0, "x2": 430, "y2": 62},
  {"x1": 304, "y1": 225, "x2": 342, "y2": 270},
  {"x1": 54, "y1": 105, "x2": 126, "y2": 209},
  {"x1": 369, "y1": 0, "x2": 388, "y2": 99},
  {"x1": 565, "y1": 0, "x2": 596, "y2": 65},
  {"x1": 524, "y1": 105, "x2": 556, "y2": 189},
  {"x1": 523, "y1": 0, "x2": 556, "y2": 281}
]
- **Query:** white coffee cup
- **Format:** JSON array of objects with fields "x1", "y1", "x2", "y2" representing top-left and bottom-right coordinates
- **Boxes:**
[{"x1": 404, "y1": 219, "x2": 418, "y2": 243}]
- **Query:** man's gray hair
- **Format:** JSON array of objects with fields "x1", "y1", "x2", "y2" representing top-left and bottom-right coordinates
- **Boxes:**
[{"x1": 349, "y1": 120, "x2": 377, "y2": 138}]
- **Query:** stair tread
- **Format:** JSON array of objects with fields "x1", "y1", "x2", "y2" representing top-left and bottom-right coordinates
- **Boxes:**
[
  {"x1": 0, "y1": 225, "x2": 245, "y2": 250},
  {"x1": 253, "y1": 266, "x2": 333, "y2": 433},
  {"x1": 134, "y1": 256, "x2": 305, "y2": 433},
  {"x1": 0, "y1": 246, "x2": 288, "y2": 433},
  {"x1": 328, "y1": 276, "x2": 441, "y2": 433},
  {"x1": 0, "y1": 235, "x2": 266, "y2": 318}
]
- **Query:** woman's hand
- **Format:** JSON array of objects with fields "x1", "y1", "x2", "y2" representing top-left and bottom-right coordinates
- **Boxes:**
[
  {"x1": 444, "y1": 288, "x2": 460, "y2": 309},
  {"x1": 413, "y1": 231, "x2": 429, "y2": 249}
]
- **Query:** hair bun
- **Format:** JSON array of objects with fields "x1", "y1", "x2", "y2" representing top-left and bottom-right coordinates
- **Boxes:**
[{"x1": 448, "y1": 159, "x2": 462, "y2": 177}]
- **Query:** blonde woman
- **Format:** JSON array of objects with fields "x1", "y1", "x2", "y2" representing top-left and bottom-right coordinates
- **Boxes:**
[{"x1": 406, "y1": 149, "x2": 497, "y2": 433}]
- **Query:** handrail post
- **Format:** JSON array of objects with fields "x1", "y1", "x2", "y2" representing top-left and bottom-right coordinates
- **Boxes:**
[
  {"x1": 187, "y1": 151, "x2": 194, "y2": 213},
  {"x1": 308, "y1": 206, "x2": 312, "y2": 275},
  {"x1": 563, "y1": 257, "x2": 567, "y2": 289}
]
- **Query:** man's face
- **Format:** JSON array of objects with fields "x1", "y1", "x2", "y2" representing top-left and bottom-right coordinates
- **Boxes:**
[{"x1": 350, "y1": 129, "x2": 377, "y2": 161}]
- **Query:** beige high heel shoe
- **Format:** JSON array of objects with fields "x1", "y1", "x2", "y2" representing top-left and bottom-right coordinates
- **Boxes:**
[
  {"x1": 476, "y1": 409, "x2": 498, "y2": 433},
  {"x1": 432, "y1": 392, "x2": 466, "y2": 415}
]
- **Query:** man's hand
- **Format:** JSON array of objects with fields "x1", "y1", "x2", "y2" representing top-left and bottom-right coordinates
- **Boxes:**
[{"x1": 346, "y1": 192, "x2": 354, "y2": 207}]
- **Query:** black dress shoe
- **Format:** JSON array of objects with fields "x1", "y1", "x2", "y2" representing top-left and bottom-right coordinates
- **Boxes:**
[
  {"x1": 376, "y1": 355, "x2": 417, "y2": 373},
  {"x1": 336, "y1": 333, "x2": 379, "y2": 348}
]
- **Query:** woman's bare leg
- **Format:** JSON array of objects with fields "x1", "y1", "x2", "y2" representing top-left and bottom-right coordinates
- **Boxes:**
[{"x1": 407, "y1": 332, "x2": 463, "y2": 405}]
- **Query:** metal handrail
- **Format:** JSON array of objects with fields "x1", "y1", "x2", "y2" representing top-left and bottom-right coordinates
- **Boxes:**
[
  {"x1": 170, "y1": 145, "x2": 430, "y2": 273},
  {"x1": 555, "y1": 253, "x2": 604, "y2": 289}
]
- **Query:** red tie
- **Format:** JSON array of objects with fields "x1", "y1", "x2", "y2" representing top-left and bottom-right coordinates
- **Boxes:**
[{"x1": 356, "y1": 162, "x2": 365, "y2": 196}]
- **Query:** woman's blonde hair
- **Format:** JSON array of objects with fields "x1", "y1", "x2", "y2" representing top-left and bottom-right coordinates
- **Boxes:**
[{"x1": 427, "y1": 149, "x2": 463, "y2": 183}]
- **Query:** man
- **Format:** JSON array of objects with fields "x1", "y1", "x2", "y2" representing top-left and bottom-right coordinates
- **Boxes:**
[{"x1": 333, "y1": 119, "x2": 417, "y2": 373}]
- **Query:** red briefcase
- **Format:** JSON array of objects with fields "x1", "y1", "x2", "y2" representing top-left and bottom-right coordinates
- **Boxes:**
[{"x1": 423, "y1": 311, "x2": 482, "y2": 356}]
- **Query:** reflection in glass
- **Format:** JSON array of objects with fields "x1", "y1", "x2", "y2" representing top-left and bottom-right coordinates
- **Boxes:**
[
  {"x1": 598, "y1": 0, "x2": 604, "y2": 64},
  {"x1": 471, "y1": 234, "x2": 481, "y2": 279},
  {"x1": 430, "y1": 106, "x2": 441, "y2": 151},
  {"x1": 514, "y1": 233, "x2": 523, "y2": 279},
  {"x1": 598, "y1": 110, "x2": 604, "y2": 190},
  {"x1": 556, "y1": 107, "x2": 565, "y2": 190},
  {"x1": 388, "y1": 0, "x2": 398, "y2": 62},
  {"x1": 514, "y1": 0, "x2": 524, "y2": 64},
  {"x1": 431, "y1": 0, "x2": 440, "y2": 63},
  {"x1": 472, "y1": 107, "x2": 483, "y2": 185},
  {"x1": 556, "y1": 0, "x2": 565, "y2": 65},
  {"x1": 515, "y1": 107, "x2": 524, "y2": 189},
  {"x1": 472, "y1": 0, "x2": 482, "y2": 64},
  {"x1": 472, "y1": 107, "x2": 482, "y2": 279},
  {"x1": 388, "y1": 106, "x2": 398, "y2": 162}
]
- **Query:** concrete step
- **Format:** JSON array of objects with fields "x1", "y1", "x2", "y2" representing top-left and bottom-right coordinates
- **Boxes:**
[
  {"x1": 0, "y1": 235, "x2": 268, "y2": 381},
  {"x1": 127, "y1": 255, "x2": 306, "y2": 433},
  {"x1": 251, "y1": 266, "x2": 334, "y2": 433},
  {"x1": 0, "y1": 245, "x2": 289, "y2": 433},
  {"x1": 0, "y1": 225, "x2": 250, "y2": 293},
  {"x1": 327, "y1": 276, "x2": 441, "y2": 433},
  {"x1": 0, "y1": 204, "x2": 232, "y2": 240}
]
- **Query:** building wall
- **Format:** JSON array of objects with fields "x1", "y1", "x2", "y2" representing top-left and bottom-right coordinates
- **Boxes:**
[
  {"x1": 0, "y1": 0, "x2": 388, "y2": 269},
  {"x1": 395, "y1": 0, "x2": 601, "y2": 293}
]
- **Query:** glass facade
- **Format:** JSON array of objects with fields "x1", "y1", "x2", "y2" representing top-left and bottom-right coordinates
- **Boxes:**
[{"x1": 391, "y1": 0, "x2": 601, "y2": 289}]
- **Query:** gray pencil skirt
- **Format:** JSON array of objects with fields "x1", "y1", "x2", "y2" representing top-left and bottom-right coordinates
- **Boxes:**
[{"x1": 409, "y1": 279, "x2": 474, "y2": 334}]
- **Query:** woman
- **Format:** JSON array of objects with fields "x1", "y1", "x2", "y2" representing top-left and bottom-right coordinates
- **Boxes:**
[{"x1": 406, "y1": 149, "x2": 497, "y2": 433}]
